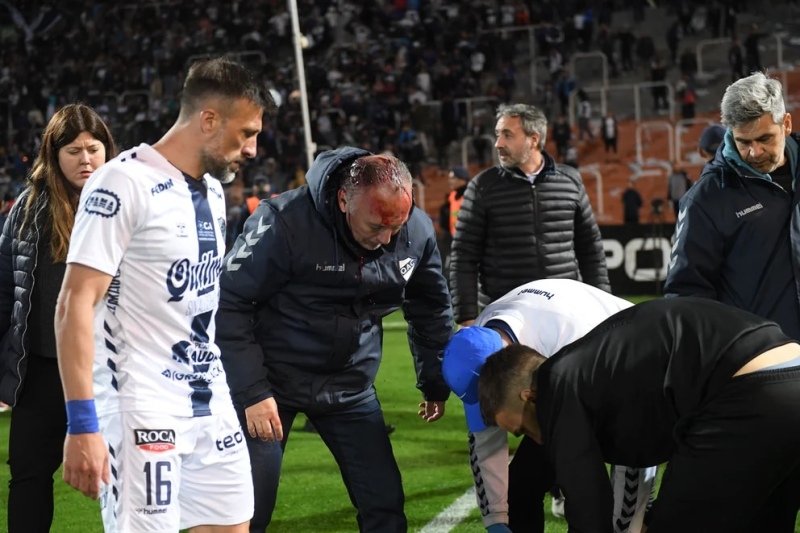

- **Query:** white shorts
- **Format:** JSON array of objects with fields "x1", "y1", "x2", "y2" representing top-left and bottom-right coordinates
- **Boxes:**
[{"x1": 98, "y1": 409, "x2": 253, "y2": 532}]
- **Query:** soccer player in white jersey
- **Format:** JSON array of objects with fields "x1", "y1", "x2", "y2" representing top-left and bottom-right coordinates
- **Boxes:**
[
  {"x1": 442, "y1": 279, "x2": 657, "y2": 533},
  {"x1": 55, "y1": 58, "x2": 275, "y2": 532}
]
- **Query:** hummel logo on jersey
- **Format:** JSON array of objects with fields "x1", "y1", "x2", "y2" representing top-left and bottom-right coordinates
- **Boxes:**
[
  {"x1": 517, "y1": 287, "x2": 555, "y2": 300},
  {"x1": 399, "y1": 257, "x2": 416, "y2": 281},
  {"x1": 735, "y1": 203, "x2": 764, "y2": 219},
  {"x1": 176, "y1": 222, "x2": 188, "y2": 238},
  {"x1": 151, "y1": 179, "x2": 174, "y2": 196},
  {"x1": 668, "y1": 208, "x2": 688, "y2": 271},
  {"x1": 134, "y1": 429, "x2": 176, "y2": 452},
  {"x1": 316, "y1": 263, "x2": 345, "y2": 272},
  {"x1": 226, "y1": 217, "x2": 272, "y2": 272}
]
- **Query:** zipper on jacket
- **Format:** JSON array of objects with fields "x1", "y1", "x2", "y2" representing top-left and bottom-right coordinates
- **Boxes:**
[
  {"x1": 12, "y1": 198, "x2": 45, "y2": 405},
  {"x1": 531, "y1": 184, "x2": 545, "y2": 279}
]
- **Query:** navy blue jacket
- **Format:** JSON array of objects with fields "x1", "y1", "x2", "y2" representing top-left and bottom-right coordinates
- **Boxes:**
[
  {"x1": 0, "y1": 189, "x2": 46, "y2": 405},
  {"x1": 664, "y1": 131, "x2": 800, "y2": 341},
  {"x1": 216, "y1": 147, "x2": 454, "y2": 411}
]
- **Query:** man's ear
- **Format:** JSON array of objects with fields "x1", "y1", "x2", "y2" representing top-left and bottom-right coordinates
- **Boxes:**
[
  {"x1": 199, "y1": 108, "x2": 219, "y2": 134},
  {"x1": 337, "y1": 189, "x2": 348, "y2": 213},
  {"x1": 529, "y1": 133, "x2": 540, "y2": 150},
  {"x1": 520, "y1": 388, "x2": 536, "y2": 403}
]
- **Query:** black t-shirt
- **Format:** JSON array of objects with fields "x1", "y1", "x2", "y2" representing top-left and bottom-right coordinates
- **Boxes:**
[
  {"x1": 770, "y1": 159, "x2": 794, "y2": 194},
  {"x1": 536, "y1": 297, "x2": 791, "y2": 532}
]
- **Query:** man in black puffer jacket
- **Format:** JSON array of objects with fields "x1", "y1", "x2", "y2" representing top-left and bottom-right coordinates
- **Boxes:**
[{"x1": 450, "y1": 103, "x2": 609, "y2": 327}]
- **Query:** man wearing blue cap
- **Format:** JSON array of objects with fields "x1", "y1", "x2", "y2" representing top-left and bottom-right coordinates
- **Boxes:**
[
  {"x1": 443, "y1": 278, "x2": 656, "y2": 533},
  {"x1": 697, "y1": 124, "x2": 726, "y2": 162}
]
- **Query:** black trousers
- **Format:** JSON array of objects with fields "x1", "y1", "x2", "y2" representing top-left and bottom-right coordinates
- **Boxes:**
[
  {"x1": 508, "y1": 435, "x2": 555, "y2": 532},
  {"x1": 7, "y1": 355, "x2": 66, "y2": 533},
  {"x1": 239, "y1": 397, "x2": 405, "y2": 533},
  {"x1": 650, "y1": 367, "x2": 800, "y2": 532}
]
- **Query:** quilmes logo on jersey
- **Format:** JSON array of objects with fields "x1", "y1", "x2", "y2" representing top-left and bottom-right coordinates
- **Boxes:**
[
  {"x1": 166, "y1": 250, "x2": 222, "y2": 302},
  {"x1": 399, "y1": 257, "x2": 416, "y2": 281},
  {"x1": 134, "y1": 429, "x2": 176, "y2": 452},
  {"x1": 84, "y1": 189, "x2": 120, "y2": 218}
]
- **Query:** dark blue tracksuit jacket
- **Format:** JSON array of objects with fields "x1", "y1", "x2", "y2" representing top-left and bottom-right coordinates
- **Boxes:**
[
  {"x1": 216, "y1": 147, "x2": 453, "y2": 411},
  {"x1": 664, "y1": 130, "x2": 800, "y2": 341}
]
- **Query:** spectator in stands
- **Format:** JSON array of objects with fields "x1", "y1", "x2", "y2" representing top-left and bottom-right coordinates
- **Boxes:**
[
  {"x1": 723, "y1": 3, "x2": 739, "y2": 38},
  {"x1": 246, "y1": 177, "x2": 274, "y2": 215},
  {"x1": 552, "y1": 114, "x2": 572, "y2": 163},
  {"x1": 439, "y1": 166, "x2": 471, "y2": 275},
  {"x1": 636, "y1": 32, "x2": 656, "y2": 71},
  {"x1": 665, "y1": 72, "x2": 800, "y2": 342},
  {"x1": 650, "y1": 55, "x2": 669, "y2": 112},
  {"x1": 666, "y1": 20, "x2": 682, "y2": 66},
  {"x1": 706, "y1": 0, "x2": 723, "y2": 38},
  {"x1": 676, "y1": 74, "x2": 697, "y2": 119},
  {"x1": 0, "y1": 104, "x2": 116, "y2": 533},
  {"x1": 576, "y1": 90, "x2": 594, "y2": 141},
  {"x1": 698, "y1": 123, "x2": 727, "y2": 162},
  {"x1": 449, "y1": 103, "x2": 609, "y2": 358},
  {"x1": 617, "y1": 26, "x2": 636, "y2": 73},
  {"x1": 744, "y1": 24, "x2": 769, "y2": 74},
  {"x1": 667, "y1": 164, "x2": 692, "y2": 217},
  {"x1": 729, "y1": 37, "x2": 746, "y2": 82},
  {"x1": 601, "y1": 111, "x2": 618, "y2": 161},
  {"x1": 679, "y1": 48, "x2": 698, "y2": 79},
  {"x1": 471, "y1": 116, "x2": 492, "y2": 167},
  {"x1": 554, "y1": 69, "x2": 576, "y2": 116},
  {"x1": 622, "y1": 179, "x2": 643, "y2": 224},
  {"x1": 217, "y1": 149, "x2": 453, "y2": 533},
  {"x1": 564, "y1": 144, "x2": 579, "y2": 169}
]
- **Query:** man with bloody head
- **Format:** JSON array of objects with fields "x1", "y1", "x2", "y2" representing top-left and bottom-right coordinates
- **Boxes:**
[{"x1": 216, "y1": 147, "x2": 453, "y2": 532}]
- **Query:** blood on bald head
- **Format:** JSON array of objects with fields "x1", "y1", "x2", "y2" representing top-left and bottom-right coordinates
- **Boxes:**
[{"x1": 341, "y1": 154, "x2": 413, "y2": 205}]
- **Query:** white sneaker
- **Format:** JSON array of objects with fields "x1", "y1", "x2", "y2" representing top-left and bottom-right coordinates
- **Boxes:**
[{"x1": 551, "y1": 495, "x2": 565, "y2": 518}]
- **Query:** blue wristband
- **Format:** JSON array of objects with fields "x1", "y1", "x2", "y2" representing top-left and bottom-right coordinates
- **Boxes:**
[
  {"x1": 66, "y1": 399, "x2": 99, "y2": 435},
  {"x1": 487, "y1": 524, "x2": 512, "y2": 533}
]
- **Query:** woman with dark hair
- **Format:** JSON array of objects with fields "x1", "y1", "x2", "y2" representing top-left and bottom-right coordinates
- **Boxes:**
[{"x1": 0, "y1": 103, "x2": 116, "y2": 532}]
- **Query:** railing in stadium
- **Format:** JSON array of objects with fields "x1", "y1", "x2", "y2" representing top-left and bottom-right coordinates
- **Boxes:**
[
  {"x1": 635, "y1": 121, "x2": 676, "y2": 164},
  {"x1": 569, "y1": 81, "x2": 675, "y2": 128},
  {"x1": 569, "y1": 51, "x2": 609, "y2": 90}
]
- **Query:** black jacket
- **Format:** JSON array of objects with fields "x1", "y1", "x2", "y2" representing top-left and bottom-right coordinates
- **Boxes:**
[
  {"x1": 664, "y1": 131, "x2": 800, "y2": 341},
  {"x1": 449, "y1": 151, "x2": 610, "y2": 323},
  {"x1": 217, "y1": 147, "x2": 453, "y2": 411},
  {"x1": 538, "y1": 297, "x2": 790, "y2": 532},
  {"x1": 0, "y1": 189, "x2": 46, "y2": 405}
]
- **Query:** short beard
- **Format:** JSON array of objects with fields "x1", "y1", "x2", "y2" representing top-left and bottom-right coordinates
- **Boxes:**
[{"x1": 200, "y1": 148, "x2": 234, "y2": 183}]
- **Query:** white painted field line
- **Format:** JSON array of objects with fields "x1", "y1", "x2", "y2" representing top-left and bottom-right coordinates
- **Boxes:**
[{"x1": 417, "y1": 486, "x2": 476, "y2": 533}]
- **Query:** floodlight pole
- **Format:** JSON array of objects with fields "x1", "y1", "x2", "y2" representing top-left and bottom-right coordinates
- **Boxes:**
[{"x1": 288, "y1": 0, "x2": 316, "y2": 169}]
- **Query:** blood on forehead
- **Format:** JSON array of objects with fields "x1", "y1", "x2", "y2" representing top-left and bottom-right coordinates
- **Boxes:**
[{"x1": 367, "y1": 185, "x2": 412, "y2": 227}]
